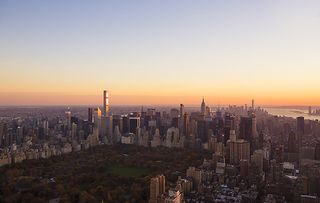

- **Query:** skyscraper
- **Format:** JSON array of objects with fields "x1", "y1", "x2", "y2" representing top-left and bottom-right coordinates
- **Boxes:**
[
  {"x1": 251, "y1": 99, "x2": 255, "y2": 110},
  {"x1": 183, "y1": 112, "x2": 189, "y2": 137},
  {"x1": 171, "y1": 108, "x2": 179, "y2": 128},
  {"x1": 179, "y1": 104, "x2": 184, "y2": 135},
  {"x1": 297, "y1": 116, "x2": 305, "y2": 134},
  {"x1": 201, "y1": 97, "x2": 206, "y2": 115},
  {"x1": 129, "y1": 115, "x2": 140, "y2": 135},
  {"x1": 251, "y1": 113, "x2": 257, "y2": 138},
  {"x1": 88, "y1": 108, "x2": 93, "y2": 123},
  {"x1": 149, "y1": 175, "x2": 166, "y2": 203},
  {"x1": 0, "y1": 123, "x2": 7, "y2": 147},
  {"x1": 103, "y1": 90, "x2": 109, "y2": 117},
  {"x1": 228, "y1": 139, "x2": 250, "y2": 165},
  {"x1": 224, "y1": 114, "x2": 235, "y2": 145},
  {"x1": 65, "y1": 108, "x2": 71, "y2": 130},
  {"x1": 122, "y1": 115, "x2": 130, "y2": 134},
  {"x1": 112, "y1": 115, "x2": 123, "y2": 133},
  {"x1": 288, "y1": 131, "x2": 297, "y2": 153},
  {"x1": 251, "y1": 149, "x2": 264, "y2": 172},
  {"x1": 179, "y1": 104, "x2": 184, "y2": 119},
  {"x1": 93, "y1": 107, "x2": 102, "y2": 128},
  {"x1": 149, "y1": 177, "x2": 160, "y2": 203},
  {"x1": 297, "y1": 116, "x2": 304, "y2": 150},
  {"x1": 239, "y1": 117, "x2": 252, "y2": 141},
  {"x1": 240, "y1": 159, "x2": 249, "y2": 177}
]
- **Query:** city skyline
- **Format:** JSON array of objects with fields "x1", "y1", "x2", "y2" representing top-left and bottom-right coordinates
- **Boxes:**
[
  {"x1": 1, "y1": 85, "x2": 319, "y2": 202},
  {"x1": 2, "y1": 1, "x2": 320, "y2": 202},
  {"x1": 1, "y1": 1, "x2": 320, "y2": 105}
]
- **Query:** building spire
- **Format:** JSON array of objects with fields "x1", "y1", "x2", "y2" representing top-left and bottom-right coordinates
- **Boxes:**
[{"x1": 201, "y1": 97, "x2": 206, "y2": 115}]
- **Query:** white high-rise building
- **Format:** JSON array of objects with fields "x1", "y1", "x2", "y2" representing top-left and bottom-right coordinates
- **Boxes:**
[{"x1": 103, "y1": 90, "x2": 109, "y2": 116}]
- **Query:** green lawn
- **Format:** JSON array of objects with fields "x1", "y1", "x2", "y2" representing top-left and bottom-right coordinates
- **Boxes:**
[{"x1": 107, "y1": 165, "x2": 150, "y2": 178}]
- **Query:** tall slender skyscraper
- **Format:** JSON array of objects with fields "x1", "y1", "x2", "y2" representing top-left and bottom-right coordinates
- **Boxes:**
[
  {"x1": 252, "y1": 99, "x2": 255, "y2": 110},
  {"x1": 297, "y1": 116, "x2": 304, "y2": 150},
  {"x1": 103, "y1": 90, "x2": 109, "y2": 116},
  {"x1": 183, "y1": 112, "x2": 189, "y2": 137},
  {"x1": 88, "y1": 108, "x2": 93, "y2": 123},
  {"x1": 179, "y1": 104, "x2": 184, "y2": 135},
  {"x1": 66, "y1": 108, "x2": 71, "y2": 130},
  {"x1": 201, "y1": 97, "x2": 206, "y2": 115},
  {"x1": 180, "y1": 104, "x2": 184, "y2": 119}
]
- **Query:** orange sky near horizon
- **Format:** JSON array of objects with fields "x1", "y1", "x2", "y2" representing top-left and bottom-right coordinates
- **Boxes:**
[
  {"x1": 1, "y1": 1, "x2": 320, "y2": 106},
  {"x1": 0, "y1": 91, "x2": 319, "y2": 106}
]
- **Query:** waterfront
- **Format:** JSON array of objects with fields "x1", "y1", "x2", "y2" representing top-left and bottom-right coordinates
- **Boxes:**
[{"x1": 265, "y1": 107, "x2": 320, "y2": 120}]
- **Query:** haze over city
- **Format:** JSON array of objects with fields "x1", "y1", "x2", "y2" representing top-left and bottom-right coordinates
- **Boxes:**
[
  {"x1": 1, "y1": 0, "x2": 320, "y2": 106},
  {"x1": 3, "y1": 1, "x2": 320, "y2": 203}
]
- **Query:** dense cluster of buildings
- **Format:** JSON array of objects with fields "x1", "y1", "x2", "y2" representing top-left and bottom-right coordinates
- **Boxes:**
[
  {"x1": 2, "y1": 91, "x2": 320, "y2": 202},
  {"x1": 309, "y1": 106, "x2": 320, "y2": 116},
  {"x1": 148, "y1": 112, "x2": 320, "y2": 202},
  {"x1": 0, "y1": 91, "x2": 264, "y2": 168}
]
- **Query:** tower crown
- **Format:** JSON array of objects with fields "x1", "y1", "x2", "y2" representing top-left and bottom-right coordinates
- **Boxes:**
[{"x1": 201, "y1": 97, "x2": 206, "y2": 115}]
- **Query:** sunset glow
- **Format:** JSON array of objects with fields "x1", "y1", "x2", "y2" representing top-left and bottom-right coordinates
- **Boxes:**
[{"x1": 1, "y1": 0, "x2": 320, "y2": 106}]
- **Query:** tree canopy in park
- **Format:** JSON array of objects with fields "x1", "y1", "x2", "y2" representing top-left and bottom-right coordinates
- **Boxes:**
[{"x1": 0, "y1": 145, "x2": 211, "y2": 203}]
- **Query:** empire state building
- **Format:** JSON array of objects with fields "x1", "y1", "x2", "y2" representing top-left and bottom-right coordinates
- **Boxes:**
[{"x1": 201, "y1": 97, "x2": 206, "y2": 115}]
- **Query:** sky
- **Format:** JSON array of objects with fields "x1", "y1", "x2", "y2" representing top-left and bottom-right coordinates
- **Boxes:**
[{"x1": 0, "y1": 0, "x2": 320, "y2": 106}]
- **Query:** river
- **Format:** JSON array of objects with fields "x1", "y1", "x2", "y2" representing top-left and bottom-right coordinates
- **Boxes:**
[{"x1": 264, "y1": 107, "x2": 320, "y2": 120}]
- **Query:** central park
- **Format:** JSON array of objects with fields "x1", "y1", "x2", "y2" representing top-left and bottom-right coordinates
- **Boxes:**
[{"x1": 0, "y1": 145, "x2": 212, "y2": 203}]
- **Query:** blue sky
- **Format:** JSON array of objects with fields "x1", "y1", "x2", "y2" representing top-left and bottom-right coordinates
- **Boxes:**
[{"x1": 1, "y1": 0, "x2": 320, "y2": 105}]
